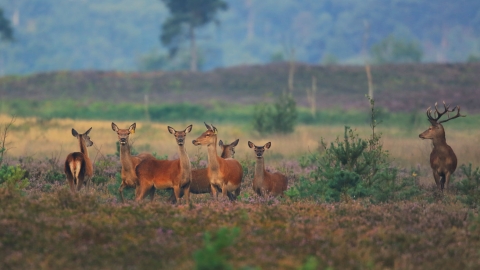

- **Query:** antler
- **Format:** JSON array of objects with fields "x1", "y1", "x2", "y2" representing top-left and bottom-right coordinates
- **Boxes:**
[{"x1": 426, "y1": 101, "x2": 466, "y2": 124}]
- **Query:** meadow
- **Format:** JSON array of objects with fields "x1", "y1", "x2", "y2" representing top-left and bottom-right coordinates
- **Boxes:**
[{"x1": 1, "y1": 113, "x2": 480, "y2": 269}]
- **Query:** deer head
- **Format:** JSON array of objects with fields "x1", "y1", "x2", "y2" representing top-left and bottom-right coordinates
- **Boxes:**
[
  {"x1": 112, "y1": 122, "x2": 135, "y2": 145},
  {"x1": 219, "y1": 139, "x2": 239, "y2": 158},
  {"x1": 248, "y1": 141, "x2": 271, "y2": 158},
  {"x1": 72, "y1": 127, "x2": 93, "y2": 147},
  {"x1": 168, "y1": 125, "x2": 193, "y2": 146},
  {"x1": 192, "y1": 122, "x2": 218, "y2": 146},
  {"x1": 419, "y1": 102, "x2": 465, "y2": 140}
]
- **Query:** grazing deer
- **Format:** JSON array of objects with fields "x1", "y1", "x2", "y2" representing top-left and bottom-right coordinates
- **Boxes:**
[
  {"x1": 419, "y1": 102, "x2": 465, "y2": 191},
  {"x1": 111, "y1": 122, "x2": 156, "y2": 202},
  {"x1": 192, "y1": 123, "x2": 243, "y2": 201},
  {"x1": 64, "y1": 128, "x2": 94, "y2": 192},
  {"x1": 135, "y1": 125, "x2": 193, "y2": 203},
  {"x1": 169, "y1": 139, "x2": 240, "y2": 203},
  {"x1": 248, "y1": 141, "x2": 288, "y2": 197}
]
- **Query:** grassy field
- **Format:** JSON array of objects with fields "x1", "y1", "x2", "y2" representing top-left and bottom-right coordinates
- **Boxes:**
[{"x1": 1, "y1": 114, "x2": 480, "y2": 269}]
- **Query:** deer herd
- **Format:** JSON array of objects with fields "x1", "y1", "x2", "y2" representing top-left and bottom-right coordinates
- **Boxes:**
[{"x1": 64, "y1": 101, "x2": 465, "y2": 202}]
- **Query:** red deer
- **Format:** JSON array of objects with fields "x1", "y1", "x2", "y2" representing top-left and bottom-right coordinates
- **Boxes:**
[
  {"x1": 192, "y1": 123, "x2": 243, "y2": 201},
  {"x1": 419, "y1": 102, "x2": 465, "y2": 191},
  {"x1": 135, "y1": 125, "x2": 193, "y2": 203},
  {"x1": 248, "y1": 141, "x2": 288, "y2": 197},
  {"x1": 111, "y1": 122, "x2": 156, "y2": 202},
  {"x1": 169, "y1": 139, "x2": 240, "y2": 203},
  {"x1": 64, "y1": 128, "x2": 94, "y2": 192}
]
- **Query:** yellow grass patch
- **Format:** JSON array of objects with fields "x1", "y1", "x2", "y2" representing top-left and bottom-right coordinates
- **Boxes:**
[{"x1": 1, "y1": 114, "x2": 479, "y2": 176}]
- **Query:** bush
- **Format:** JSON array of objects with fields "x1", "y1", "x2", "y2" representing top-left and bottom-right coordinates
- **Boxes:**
[
  {"x1": 193, "y1": 227, "x2": 240, "y2": 270},
  {"x1": 0, "y1": 164, "x2": 29, "y2": 192},
  {"x1": 289, "y1": 97, "x2": 421, "y2": 202},
  {"x1": 252, "y1": 92, "x2": 297, "y2": 134},
  {"x1": 456, "y1": 163, "x2": 480, "y2": 209}
]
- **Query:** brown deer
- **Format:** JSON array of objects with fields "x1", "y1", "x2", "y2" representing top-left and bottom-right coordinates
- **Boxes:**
[
  {"x1": 64, "y1": 128, "x2": 94, "y2": 192},
  {"x1": 111, "y1": 122, "x2": 156, "y2": 202},
  {"x1": 419, "y1": 101, "x2": 465, "y2": 191},
  {"x1": 135, "y1": 125, "x2": 193, "y2": 203},
  {"x1": 192, "y1": 123, "x2": 243, "y2": 201},
  {"x1": 169, "y1": 138, "x2": 240, "y2": 203},
  {"x1": 248, "y1": 141, "x2": 288, "y2": 197}
]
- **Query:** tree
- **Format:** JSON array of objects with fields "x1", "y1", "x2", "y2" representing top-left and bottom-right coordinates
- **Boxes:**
[
  {"x1": 370, "y1": 35, "x2": 423, "y2": 64},
  {"x1": 0, "y1": 8, "x2": 13, "y2": 42},
  {"x1": 160, "y1": 0, "x2": 228, "y2": 72}
]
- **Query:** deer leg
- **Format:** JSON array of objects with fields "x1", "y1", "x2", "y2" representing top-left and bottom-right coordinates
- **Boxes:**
[
  {"x1": 444, "y1": 172, "x2": 452, "y2": 191},
  {"x1": 183, "y1": 183, "x2": 191, "y2": 204},
  {"x1": 118, "y1": 182, "x2": 126, "y2": 203},
  {"x1": 135, "y1": 183, "x2": 150, "y2": 202},
  {"x1": 210, "y1": 184, "x2": 218, "y2": 200},
  {"x1": 173, "y1": 185, "x2": 181, "y2": 204},
  {"x1": 67, "y1": 176, "x2": 75, "y2": 192},
  {"x1": 77, "y1": 174, "x2": 84, "y2": 192},
  {"x1": 148, "y1": 187, "x2": 155, "y2": 202},
  {"x1": 432, "y1": 170, "x2": 441, "y2": 190}
]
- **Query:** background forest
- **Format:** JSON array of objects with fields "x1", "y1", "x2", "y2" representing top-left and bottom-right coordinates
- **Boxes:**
[{"x1": 0, "y1": 0, "x2": 480, "y2": 74}]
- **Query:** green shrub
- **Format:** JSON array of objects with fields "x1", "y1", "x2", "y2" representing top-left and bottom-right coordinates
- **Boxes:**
[
  {"x1": 289, "y1": 97, "x2": 421, "y2": 203},
  {"x1": 0, "y1": 164, "x2": 29, "y2": 192},
  {"x1": 456, "y1": 163, "x2": 480, "y2": 209},
  {"x1": 252, "y1": 92, "x2": 297, "y2": 134},
  {"x1": 193, "y1": 227, "x2": 240, "y2": 270}
]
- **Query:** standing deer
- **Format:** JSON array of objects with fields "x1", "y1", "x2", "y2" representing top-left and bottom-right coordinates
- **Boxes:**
[
  {"x1": 169, "y1": 139, "x2": 240, "y2": 203},
  {"x1": 419, "y1": 102, "x2": 465, "y2": 191},
  {"x1": 192, "y1": 123, "x2": 243, "y2": 201},
  {"x1": 248, "y1": 141, "x2": 288, "y2": 197},
  {"x1": 64, "y1": 128, "x2": 94, "y2": 192},
  {"x1": 135, "y1": 125, "x2": 193, "y2": 203},
  {"x1": 111, "y1": 122, "x2": 156, "y2": 202}
]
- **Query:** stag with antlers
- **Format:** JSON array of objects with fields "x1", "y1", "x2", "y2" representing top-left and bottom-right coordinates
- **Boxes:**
[{"x1": 419, "y1": 101, "x2": 465, "y2": 191}]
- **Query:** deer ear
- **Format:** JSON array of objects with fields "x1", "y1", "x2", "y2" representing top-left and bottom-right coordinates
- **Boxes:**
[
  {"x1": 219, "y1": 140, "x2": 224, "y2": 147},
  {"x1": 111, "y1": 122, "x2": 119, "y2": 132},
  {"x1": 204, "y1": 122, "x2": 211, "y2": 130},
  {"x1": 72, "y1": 128, "x2": 79, "y2": 137},
  {"x1": 185, "y1": 125, "x2": 193, "y2": 133},
  {"x1": 265, "y1": 142, "x2": 272, "y2": 149},
  {"x1": 248, "y1": 141, "x2": 254, "y2": 148},
  {"x1": 231, "y1": 139, "x2": 239, "y2": 147},
  {"x1": 128, "y1": 123, "x2": 136, "y2": 134},
  {"x1": 168, "y1": 126, "x2": 175, "y2": 134},
  {"x1": 85, "y1": 127, "x2": 92, "y2": 135}
]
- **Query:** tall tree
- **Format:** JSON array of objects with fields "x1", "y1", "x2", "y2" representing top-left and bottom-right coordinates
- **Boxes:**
[
  {"x1": 0, "y1": 8, "x2": 13, "y2": 42},
  {"x1": 160, "y1": 0, "x2": 228, "y2": 72}
]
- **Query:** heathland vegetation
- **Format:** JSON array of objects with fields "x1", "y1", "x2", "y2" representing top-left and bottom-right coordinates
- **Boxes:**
[{"x1": 1, "y1": 63, "x2": 480, "y2": 269}]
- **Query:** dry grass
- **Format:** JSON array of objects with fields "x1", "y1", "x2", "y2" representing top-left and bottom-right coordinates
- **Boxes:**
[{"x1": 2, "y1": 114, "x2": 479, "y2": 169}]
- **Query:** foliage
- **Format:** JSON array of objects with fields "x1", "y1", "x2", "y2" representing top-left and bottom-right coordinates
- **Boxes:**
[
  {"x1": 0, "y1": 164, "x2": 29, "y2": 191},
  {"x1": 193, "y1": 227, "x2": 239, "y2": 270},
  {"x1": 371, "y1": 35, "x2": 423, "y2": 64},
  {"x1": 252, "y1": 92, "x2": 297, "y2": 134},
  {"x1": 290, "y1": 97, "x2": 421, "y2": 202},
  {"x1": 160, "y1": 0, "x2": 228, "y2": 70},
  {"x1": 456, "y1": 163, "x2": 480, "y2": 209},
  {"x1": 0, "y1": 7, "x2": 13, "y2": 42}
]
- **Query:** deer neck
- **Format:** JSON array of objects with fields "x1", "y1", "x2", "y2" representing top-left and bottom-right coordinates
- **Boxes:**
[
  {"x1": 119, "y1": 142, "x2": 135, "y2": 172},
  {"x1": 254, "y1": 157, "x2": 265, "y2": 185},
  {"x1": 431, "y1": 133, "x2": 448, "y2": 148},
  {"x1": 178, "y1": 144, "x2": 191, "y2": 172},
  {"x1": 207, "y1": 139, "x2": 220, "y2": 173},
  {"x1": 79, "y1": 135, "x2": 89, "y2": 158}
]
